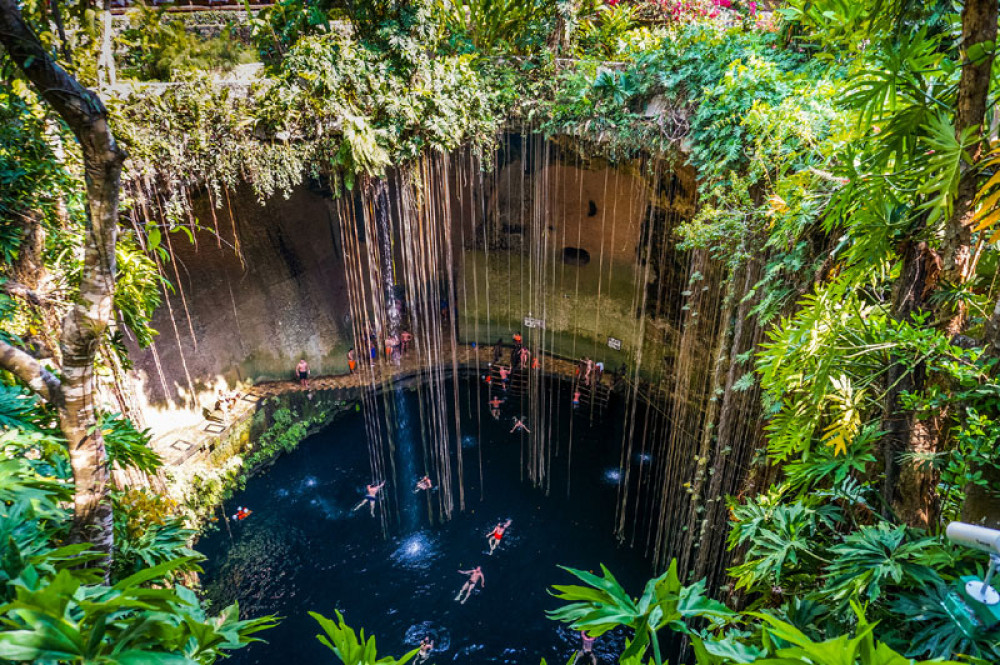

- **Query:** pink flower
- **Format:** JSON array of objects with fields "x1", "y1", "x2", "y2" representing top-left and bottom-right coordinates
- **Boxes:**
[
  {"x1": 749, "y1": 1, "x2": 757, "y2": 14},
  {"x1": 714, "y1": 0, "x2": 732, "y2": 7}
]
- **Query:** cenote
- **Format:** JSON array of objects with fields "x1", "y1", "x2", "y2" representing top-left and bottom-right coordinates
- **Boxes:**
[{"x1": 198, "y1": 378, "x2": 654, "y2": 665}]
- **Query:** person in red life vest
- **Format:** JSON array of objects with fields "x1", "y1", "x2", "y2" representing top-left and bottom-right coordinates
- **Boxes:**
[
  {"x1": 487, "y1": 519, "x2": 512, "y2": 555},
  {"x1": 347, "y1": 348, "x2": 357, "y2": 374},
  {"x1": 232, "y1": 506, "x2": 252, "y2": 521}
]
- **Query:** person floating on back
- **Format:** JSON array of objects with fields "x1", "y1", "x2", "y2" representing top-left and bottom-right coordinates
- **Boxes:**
[
  {"x1": 352, "y1": 480, "x2": 386, "y2": 517},
  {"x1": 511, "y1": 417, "x2": 530, "y2": 434},
  {"x1": 455, "y1": 566, "x2": 485, "y2": 604},
  {"x1": 487, "y1": 519, "x2": 512, "y2": 555},
  {"x1": 296, "y1": 359, "x2": 310, "y2": 388},
  {"x1": 489, "y1": 395, "x2": 502, "y2": 420},
  {"x1": 414, "y1": 475, "x2": 433, "y2": 493}
]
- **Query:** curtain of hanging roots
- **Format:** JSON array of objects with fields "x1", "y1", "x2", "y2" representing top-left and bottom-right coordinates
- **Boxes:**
[{"x1": 320, "y1": 136, "x2": 753, "y2": 586}]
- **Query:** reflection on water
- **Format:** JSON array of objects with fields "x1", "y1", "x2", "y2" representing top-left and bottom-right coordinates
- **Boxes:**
[
  {"x1": 198, "y1": 379, "x2": 653, "y2": 665},
  {"x1": 603, "y1": 468, "x2": 623, "y2": 485},
  {"x1": 391, "y1": 531, "x2": 442, "y2": 571}
]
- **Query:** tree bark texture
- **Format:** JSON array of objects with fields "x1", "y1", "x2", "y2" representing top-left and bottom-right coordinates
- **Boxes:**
[
  {"x1": 935, "y1": 0, "x2": 999, "y2": 336},
  {"x1": 0, "y1": 0, "x2": 126, "y2": 578},
  {"x1": 884, "y1": 239, "x2": 942, "y2": 527}
]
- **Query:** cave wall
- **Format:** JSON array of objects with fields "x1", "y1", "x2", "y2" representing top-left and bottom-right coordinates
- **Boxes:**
[{"x1": 127, "y1": 183, "x2": 352, "y2": 432}]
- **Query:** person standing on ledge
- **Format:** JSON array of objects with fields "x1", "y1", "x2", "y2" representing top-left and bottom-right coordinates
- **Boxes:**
[
  {"x1": 401, "y1": 330, "x2": 413, "y2": 355},
  {"x1": 455, "y1": 566, "x2": 484, "y2": 604},
  {"x1": 296, "y1": 359, "x2": 310, "y2": 388},
  {"x1": 352, "y1": 480, "x2": 386, "y2": 517},
  {"x1": 347, "y1": 348, "x2": 357, "y2": 374}
]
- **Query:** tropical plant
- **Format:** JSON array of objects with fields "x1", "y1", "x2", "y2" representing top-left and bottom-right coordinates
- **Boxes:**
[
  {"x1": 547, "y1": 560, "x2": 733, "y2": 665},
  {"x1": 311, "y1": 610, "x2": 419, "y2": 665},
  {"x1": 433, "y1": 0, "x2": 551, "y2": 54}
]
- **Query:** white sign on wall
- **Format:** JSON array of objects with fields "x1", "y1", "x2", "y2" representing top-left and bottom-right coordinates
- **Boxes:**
[
  {"x1": 524, "y1": 316, "x2": 545, "y2": 329},
  {"x1": 607, "y1": 337, "x2": 623, "y2": 350}
]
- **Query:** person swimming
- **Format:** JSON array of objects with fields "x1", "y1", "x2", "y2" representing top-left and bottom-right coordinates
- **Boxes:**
[
  {"x1": 573, "y1": 390, "x2": 581, "y2": 408},
  {"x1": 414, "y1": 475, "x2": 433, "y2": 493},
  {"x1": 415, "y1": 636, "x2": 434, "y2": 664},
  {"x1": 487, "y1": 519, "x2": 511, "y2": 555},
  {"x1": 352, "y1": 480, "x2": 386, "y2": 517},
  {"x1": 574, "y1": 631, "x2": 597, "y2": 665},
  {"x1": 489, "y1": 395, "x2": 502, "y2": 420},
  {"x1": 510, "y1": 417, "x2": 530, "y2": 434},
  {"x1": 455, "y1": 566, "x2": 484, "y2": 604},
  {"x1": 232, "y1": 506, "x2": 252, "y2": 521}
]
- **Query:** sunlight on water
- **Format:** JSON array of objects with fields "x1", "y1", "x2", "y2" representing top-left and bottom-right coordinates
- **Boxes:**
[
  {"x1": 462, "y1": 435, "x2": 478, "y2": 449},
  {"x1": 390, "y1": 531, "x2": 442, "y2": 571},
  {"x1": 635, "y1": 452, "x2": 653, "y2": 463},
  {"x1": 602, "y1": 468, "x2": 623, "y2": 485}
]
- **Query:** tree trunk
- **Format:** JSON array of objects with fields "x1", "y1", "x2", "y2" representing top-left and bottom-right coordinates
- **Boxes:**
[
  {"x1": 0, "y1": 0, "x2": 126, "y2": 579},
  {"x1": 935, "y1": 0, "x2": 998, "y2": 335},
  {"x1": 884, "y1": 0, "x2": 997, "y2": 528},
  {"x1": 883, "y1": 239, "x2": 942, "y2": 527}
]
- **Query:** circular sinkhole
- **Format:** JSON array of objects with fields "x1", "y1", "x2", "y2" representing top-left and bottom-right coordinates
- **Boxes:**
[{"x1": 198, "y1": 377, "x2": 653, "y2": 665}]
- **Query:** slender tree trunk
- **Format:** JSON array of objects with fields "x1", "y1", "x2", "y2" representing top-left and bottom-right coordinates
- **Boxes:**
[
  {"x1": 935, "y1": 0, "x2": 998, "y2": 335},
  {"x1": 883, "y1": 239, "x2": 941, "y2": 527},
  {"x1": 0, "y1": 0, "x2": 126, "y2": 578}
]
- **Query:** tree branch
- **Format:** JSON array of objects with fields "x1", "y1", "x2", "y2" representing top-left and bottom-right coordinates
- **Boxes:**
[
  {"x1": 2, "y1": 279, "x2": 48, "y2": 306},
  {"x1": 0, "y1": 340, "x2": 63, "y2": 406}
]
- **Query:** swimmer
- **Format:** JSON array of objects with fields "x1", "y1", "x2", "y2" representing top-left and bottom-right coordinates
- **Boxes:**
[
  {"x1": 352, "y1": 480, "x2": 386, "y2": 517},
  {"x1": 573, "y1": 390, "x2": 581, "y2": 409},
  {"x1": 414, "y1": 475, "x2": 433, "y2": 493},
  {"x1": 415, "y1": 636, "x2": 434, "y2": 664},
  {"x1": 455, "y1": 566, "x2": 485, "y2": 604},
  {"x1": 573, "y1": 631, "x2": 597, "y2": 665},
  {"x1": 519, "y1": 346, "x2": 529, "y2": 369},
  {"x1": 232, "y1": 506, "x2": 252, "y2": 521},
  {"x1": 498, "y1": 365, "x2": 509, "y2": 388},
  {"x1": 489, "y1": 395, "x2": 502, "y2": 420},
  {"x1": 510, "y1": 417, "x2": 530, "y2": 434},
  {"x1": 487, "y1": 519, "x2": 511, "y2": 555}
]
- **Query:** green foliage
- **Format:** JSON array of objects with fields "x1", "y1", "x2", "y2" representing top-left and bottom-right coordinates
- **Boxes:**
[
  {"x1": 548, "y1": 560, "x2": 733, "y2": 665},
  {"x1": 97, "y1": 411, "x2": 163, "y2": 475},
  {"x1": 0, "y1": 560, "x2": 274, "y2": 663},
  {"x1": 115, "y1": 236, "x2": 165, "y2": 349},
  {"x1": 433, "y1": 0, "x2": 552, "y2": 55},
  {"x1": 311, "y1": 610, "x2": 418, "y2": 665},
  {"x1": 820, "y1": 523, "x2": 943, "y2": 608},
  {"x1": 112, "y1": 489, "x2": 202, "y2": 583},
  {"x1": 727, "y1": 500, "x2": 839, "y2": 592},
  {"x1": 117, "y1": 5, "x2": 253, "y2": 81}
]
